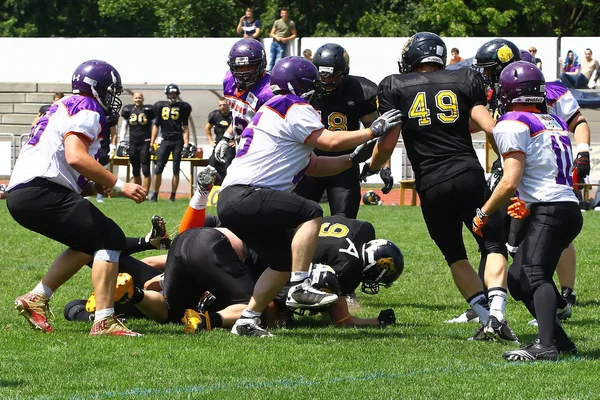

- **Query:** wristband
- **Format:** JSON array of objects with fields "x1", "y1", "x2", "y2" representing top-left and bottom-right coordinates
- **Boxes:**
[
  {"x1": 577, "y1": 143, "x2": 590, "y2": 152},
  {"x1": 112, "y1": 178, "x2": 125, "y2": 193}
]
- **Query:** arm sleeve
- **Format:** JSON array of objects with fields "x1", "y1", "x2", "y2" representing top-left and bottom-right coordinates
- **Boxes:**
[{"x1": 493, "y1": 120, "x2": 530, "y2": 157}]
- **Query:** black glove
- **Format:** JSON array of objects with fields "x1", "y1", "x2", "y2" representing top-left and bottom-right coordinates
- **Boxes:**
[
  {"x1": 181, "y1": 144, "x2": 191, "y2": 158},
  {"x1": 574, "y1": 151, "x2": 590, "y2": 179},
  {"x1": 359, "y1": 163, "x2": 379, "y2": 182},
  {"x1": 380, "y1": 166, "x2": 393, "y2": 194},
  {"x1": 378, "y1": 309, "x2": 396, "y2": 327},
  {"x1": 149, "y1": 145, "x2": 157, "y2": 157},
  {"x1": 369, "y1": 109, "x2": 403, "y2": 138},
  {"x1": 349, "y1": 138, "x2": 377, "y2": 166}
]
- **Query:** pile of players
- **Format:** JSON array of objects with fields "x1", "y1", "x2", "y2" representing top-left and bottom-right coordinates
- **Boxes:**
[{"x1": 8, "y1": 33, "x2": 590, "y2": 363}]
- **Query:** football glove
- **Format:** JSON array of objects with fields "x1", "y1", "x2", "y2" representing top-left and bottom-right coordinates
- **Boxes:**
[
  {"x1": 380, "y1": 166, "x2": 393, "y2": 194},
  {"x1": 507, "y1": 197, "x2": 529, "y2": 219},
  {"x1": 369, "y1": 109, "x2": 403, "y2": 138},
  {"x1": 574, "y1": 151, "x2": 590, "y2": 179},
  {"x1": 215, "y1": 134, "x2": 234, "y2": 163},
  {"x1": 471, "y1": 207, "x2": 488, "y2": 237},
  {"x1": 149, "y1": 144, "x2": 157, "y2": 157},
  {"x1": 108, "y1": 143, "x2": 116, "y2": 158},
  {"x1": 349, "y1": 138, "x2": 377, "y2": 166},
  {"x1": 378, "y1": 309, "x2": 396, "y2": 327},
  {"x1": 181, "y1": 144, "x2": 191, "y2": 158},
  {"x1": 359, "y1": 163, "x2": 379, "y2": 182}
]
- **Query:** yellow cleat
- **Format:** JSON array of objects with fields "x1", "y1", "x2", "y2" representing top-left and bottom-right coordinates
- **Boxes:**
[{"x1": 182, "y1": 309, "x2": 212, "y2": 334}]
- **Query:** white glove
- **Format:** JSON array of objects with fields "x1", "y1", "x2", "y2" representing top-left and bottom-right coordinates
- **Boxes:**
[
  {"x1": 109, "y1": 143, "x2": 116, "y2": 158},
  {"x1": 215, "y1": 134, "x2": 233, "y2": 163}
]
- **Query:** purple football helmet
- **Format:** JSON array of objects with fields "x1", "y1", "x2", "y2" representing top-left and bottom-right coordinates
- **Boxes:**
[
  {"x1": 72, "y1": 60, "x2": 123, "y2": 120},
  {"x1": 270, "y1": 56, "x2": 319, "y2": 100},
  {"x1": 227, "y1": 38, "x2": 266, "y2": 89},
  {"x1": 520, "y1": 49, "x2": 536, "y2": 64},
  {"x1": 497, "y1": 61, "x2": 546, "y2": 107}
]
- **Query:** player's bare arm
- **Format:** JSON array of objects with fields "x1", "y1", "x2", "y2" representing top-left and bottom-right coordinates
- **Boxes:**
[
  {"x1": 470, "y1": 104, "x2": 500, "y2": 155},
  {"x1": 481, "y1": 152, "x2": 524, "y2": 216}
]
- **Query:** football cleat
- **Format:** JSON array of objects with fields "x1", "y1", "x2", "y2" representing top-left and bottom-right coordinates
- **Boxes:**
[
  {"x1": 445, "y1": 308, "x2": 480, "y2": 324},
  {"x1": 169, "y1": 193, "x2": 176, "y2": 203},
  {"x1": 14, "y1": 292, "x2": 54, "y2": 333},
  {"x1": 528, "y1": 303, "x2": 573, "y2": 327},
  {"x1": 562, "y1": 288, "x2": 577, "y2": 306},
  {"x1": 286, "y1": 279, "x2": 339, "y2": 309},
  {"x1": 502, "y1": 339, "x2": 558, "y2": 362},
  {"x1": 89, "y1": 315, "x2": 141, "y2": 336},
  {"x1": 484, "y1": 316, "x2": 520, "y2": 345},
  {"x1": 182, "y1": 309, "x2": 212, "y2": 334},
  {"x1": 148, "y1": 215, "x2": 171, "y2": 250},
  {"x1": 467, "y1": 324, "x2": 491, "y2": 342},
  {"x1": 86, "y1": 273, "x2": 134, "y2": 313},
  {"x1": 149, "y1": 192, "x2": 158, "y2": 202},
  {"x1": 231, "y1": 317, "x2": 274, "y2": 337},
  {"x1": 195, "y1": 166, "x2": 217, "y2": 195},
  {"x1": 556, "y1": 339, "x2": 578, "y2": 356}
]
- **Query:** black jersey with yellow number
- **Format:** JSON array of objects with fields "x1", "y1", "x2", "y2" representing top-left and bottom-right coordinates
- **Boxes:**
[
  {"x1": 311, "y1": 75, "x2": 378, "y2": 157},
  {"x1": 312, "y1": 215, "x2": 376, "y2": 295},
  {"x1": 152, "y1": 100, "x2": 192, "y2": 140},
  {"x1": 377, "y1": 68, "x2": 487, "y2": 191},
  {"x1": 121, "y1": 104, "x2": 156, "y2": 142},
  {"x1": 207, "y1": 110, "x2": 232, "y2": 143}
]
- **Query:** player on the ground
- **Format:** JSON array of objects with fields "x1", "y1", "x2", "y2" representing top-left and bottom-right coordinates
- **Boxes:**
[
  {"x1": 150, "y1": 84, "x2": 192, "y2": 202},
  {"x1": 474, "y1": 62, "x2": 582, "y2": 361},
  {"x1": 369, "y1": 32, "x2": 517, "y2": 343}
]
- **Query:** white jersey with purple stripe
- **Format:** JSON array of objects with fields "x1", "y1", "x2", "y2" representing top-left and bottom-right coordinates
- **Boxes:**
[
  {"x1": 221, "y1": 93, "x2": 324, "y2": 192},
  {"x1": 494, "y1": 111, "x2": 578, "y2": 206},
  {"x1": 546, "y1": 80, "x2": 579, "y2": 124},
  {"x1": 8, "y1": 95, "x2": 107, "y2": 193},
  {"x1": 223, "y1": 71, "x2": 274, "y2": 137}
]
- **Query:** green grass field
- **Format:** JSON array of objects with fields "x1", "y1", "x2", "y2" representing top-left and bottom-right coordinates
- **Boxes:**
[{"x1": 1, "y1": 199, "x2": 600, "y2": 399}]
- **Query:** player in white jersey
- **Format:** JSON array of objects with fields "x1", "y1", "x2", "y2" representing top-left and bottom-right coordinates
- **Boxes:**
[
  {"x1": 217, "y1": 56, "x2": 402, "y2": 337},
  {"x1": 6, "y1": 60, "x2": 146, "y2": 336},
  {"x1": 472, "y1": 62, "x2": 582, "y2": 361}
]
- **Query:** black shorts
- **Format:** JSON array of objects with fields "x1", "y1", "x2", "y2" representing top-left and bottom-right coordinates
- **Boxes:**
[
  {"x1": 419, "y1": 169, "x2": 506, "y2": 265},
  {"x1": 7, "y1": 179, "x2": 126, "y2": 255},
  {"x1": 155, "y1": 138, "x2": 183, "y2": 175},
  {"x1": 162, "y1": 228, "x2": 256, "y2": 323},
  {"x1": 217, "y1": 185, "x2": 323, "y2": 271},
  {"x1": 294, "y1": 165, "x2": 361, "y2": 219},
  {"x1": 508, "y1": 202, "x2": 582, "y2": 298},
  {"x1": 129, "y1": 139, "x2": 151, "y2": 177}
]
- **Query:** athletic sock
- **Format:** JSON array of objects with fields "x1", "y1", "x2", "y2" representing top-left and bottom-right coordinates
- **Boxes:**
[
  {"x1": 488, "y1": 287, "x2": 507, "y2": 322},
  {"x1": 32, "y1": 282, "x2": 54, "y2": 299},
  {"x1": 95, "y1": 308, "x2": 115, "y2": 321},
  {"x1": 241, "y1": 309, "x2": 262, "y2": 319},
  {"x1": 208, "y1": 312, "x2": 223, "y2": 328},
  {"x1": 178, "y1": 206, "x2": 206, "y2": 234},
  {"x1": 533, "y1": 283, "x2": 557, "y2": 347},
  {"x1": 290, "y1": 271, "x2": 309, "y2": 284},
  {"x1": 467, "y1": 292, "x2": 489, "y2": 325}
]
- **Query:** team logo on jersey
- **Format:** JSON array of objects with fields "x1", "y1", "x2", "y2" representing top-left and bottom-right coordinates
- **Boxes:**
[
  {"x1": 496, "y1": 45, "x2": 515, "y2": 63},
  {"x1": 377, "y1": 257, "x2": 396, "y2": 273},
  {"x1": 246, "y1": 92, "x2": 258, "y2": 109},
  {"x1": 347, "y1": 101, "x2": 355, "y2": 106}
]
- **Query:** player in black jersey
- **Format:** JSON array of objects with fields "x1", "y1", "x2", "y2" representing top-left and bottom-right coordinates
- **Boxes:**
[
  {"x1": 294, "y1": 43, "x2": 387, "y2": 219},
  {"x1": 205, "y1": 98, "x2": 233, "y2": 185},
  {"x1": 150, "y1": 83, "x2": 192, "y2": 202},
  {"x1": 120, "y1": 92, "x2": 156, "y2": 194},
  {"x1": 369, "y1": 32, "x2": 517, "y2": 343},
  {"x1": 31, "y1": 92, "x2": 64, "y2": 127}
]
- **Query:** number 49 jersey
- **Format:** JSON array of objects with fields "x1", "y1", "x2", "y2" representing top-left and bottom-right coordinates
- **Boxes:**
[
  {"x1": 494, "y1": 111, "x2": 579, "y2": 206},
  {"x1": 378, "y1": 68, "x2": 487, "y2": 191},
  {"x1": 313, "y1": 216, "x2": 376, "y2": 295}
]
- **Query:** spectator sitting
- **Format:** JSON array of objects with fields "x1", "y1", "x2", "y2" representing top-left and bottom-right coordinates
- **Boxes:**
[
  {"x1": 31, "y1": 92, "x2": 64, "y2": 127},
  {"x1": 303, "y1": 49, "x2": 312, "y2": 62},
  {"x1": 528, "y1": 47, "x2": 543, "y2": 70},
  {"x1": 267, "y1": 7, "x2": 297, "y2": 71},
  {"x1": 236, "y1": 7, "x2": 262, "y2": 39},
  {"x1": 580, "y1": 48, "x2": 600, "y2": 89},
  {"x1": 559, "y1": 50, "x2": 589, "y2": 89},
  {"x1": 448, "y1": 48, "x2": 464, "y2": 65}
]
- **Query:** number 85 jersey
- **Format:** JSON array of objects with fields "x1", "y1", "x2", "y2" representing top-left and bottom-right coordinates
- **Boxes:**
[
  {"x1": 377, "y1": 68, "x2": 487, "y2": 192},
  {"x1": 493, "y1": 111, "x2": 578, "y2": 205}
]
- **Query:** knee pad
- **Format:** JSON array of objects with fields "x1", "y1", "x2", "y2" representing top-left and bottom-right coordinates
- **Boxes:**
[{"x1": 94, "y1": 249, "x2": 122, "y2": 263}]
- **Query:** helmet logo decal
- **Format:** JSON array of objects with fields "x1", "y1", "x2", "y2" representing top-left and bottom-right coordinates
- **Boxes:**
[
  {"x1": 319, "y1": 66, "x2": 334, "y2": 74},
  {"x1": 235, "y1": 56, "x2": 249, "y2": 65},
  {"x1": 343, "y1": 51, "x2": 349, "y2": 65},
  {"x1": 402, "y1": 36, "x2": 414, "y2": 57},
  {"x1": 496, "y1": 45, "x2": 514, "y2": 63},
  {"x1": 72, "y1": 74, "x2": 81, "y2": 82},
  {"x1": 110, "y1": 70, "x2": 118, "y2": 84},
  {"x1": 377, "y1": 257, "x2": 396, "y2": 273},
  {"x1": 436, "y1": 45, "x2": 444, "y2": 56},
  {"x1": 83, "y1": 76, "x2": 97, "y2": 86}
]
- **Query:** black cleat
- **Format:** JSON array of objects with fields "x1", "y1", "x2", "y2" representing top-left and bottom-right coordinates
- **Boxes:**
[
  {"x1": 556, "y1": 339, "x2": 578, "y2": 356},
  {"x1": 149, "y1": 193, "x2": 158, "y2": 202},
  {"x1": 286, "y1": 279, "x2": 339, "y2": 310},
  {"x1": 231, "y1": 317, "x2": 274, "y2": 337},
  {"x1": 148, "y1": 215, "x2": 171, "y2": 250},
  {"x1": 445, "y1": 308, "x2": 480, "y2": 324},
  {"x1": 503, "y1": 339, "x2": 558, "y2": 361},
  {"x1": 169, "y1": 194, "x2": 176, "y2": 203},
  {"x1": 467, "y1": 324, "x2": 491, "y2": 342},
  {"x1": 562, "y1": 288, "x2": 577, "y2": 306},
  {"x1": 195, "y1": 166, "x2": 217, "y2": 195},
  {"x1": 484, "y1": 316, "x2": 520, "y2": 345}
]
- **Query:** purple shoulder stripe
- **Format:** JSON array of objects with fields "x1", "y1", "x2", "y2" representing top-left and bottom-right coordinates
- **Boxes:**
[
  {"x1": 264, "y1": 94, "x2": 308, "y2": 117},
  {"x1": 545, "y1": 81, "x2": 569, "y2": 105}
]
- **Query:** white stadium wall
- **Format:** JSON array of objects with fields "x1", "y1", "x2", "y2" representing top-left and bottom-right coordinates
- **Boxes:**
[{"x1": 0, "y1": 36, "x2": 560, "y2": 86}]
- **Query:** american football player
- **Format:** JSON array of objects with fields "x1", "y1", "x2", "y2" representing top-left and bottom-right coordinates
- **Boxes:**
[
  {"x1": 7, "y1": 59, "x2": 146, "y2": 336},
  {"x1": 120, "y1": 92, "x2": 156, "y2": 194},
  {"x1": 205, "y1": 98, "x2": 233, "y2": 185},
  {"x1": 476, "y1": 62, "x2": 581, "y2": 361},
  {"x1": 294, "y1": 43, "x2": 392, "y2": 218},
  {"x1": 370, "y1": 32, "x2": 518, "y2": 344},
  {"x1": 217, "y1": 56, "x2": 402, "y2": 337},
  {"x1": 150, "y1": 83, "x2": 192, "y2": 202}
]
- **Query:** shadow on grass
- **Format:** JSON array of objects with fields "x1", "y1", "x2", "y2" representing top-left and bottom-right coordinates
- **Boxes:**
[{"x1": 0, "y1": 379, "x2": 25, "y2": 388}]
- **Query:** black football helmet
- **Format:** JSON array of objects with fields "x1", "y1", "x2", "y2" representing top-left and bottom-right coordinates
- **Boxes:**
[
  {"x1": 165, "y1": 83, "x2": 180, "y2": 104},
  {"x1": 313, "y1": 43, "x2": 350, "y2": 95},
  {"x1": 361, "y1": 239, "x2": 404, "y2": 295},
  {"x1": 362, "y1": 190, "x2": 382, "y2": 205},
  {"x1": 399, "y1": 32, "x2": 447, "y2": 74},
  {"x1": 472, "y1": 39, "x2": 521, "y2": 84}
]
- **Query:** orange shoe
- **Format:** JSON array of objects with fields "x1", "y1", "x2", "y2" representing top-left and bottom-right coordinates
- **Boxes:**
[
  {"x1": 89, "y1": 315, "x2": 141, "y2": 336},
  {"x1": 15, "y1": 292, "x2": 54, "y2": 333},
  {"x1": 86, "y1": 273, "x2": 134, "y2": 312}
]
